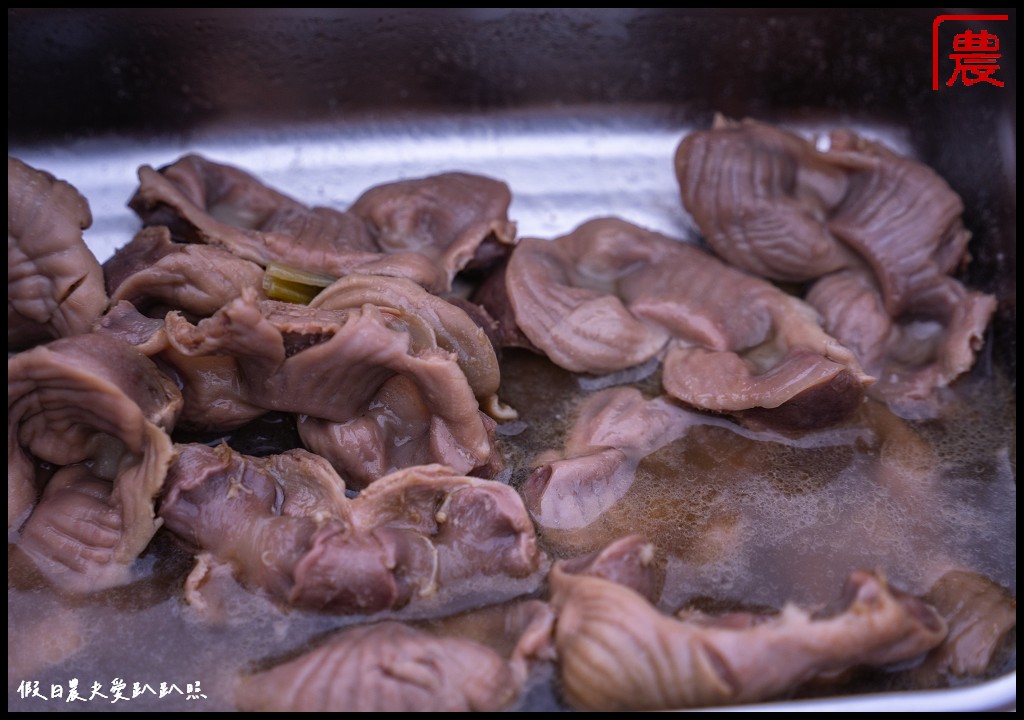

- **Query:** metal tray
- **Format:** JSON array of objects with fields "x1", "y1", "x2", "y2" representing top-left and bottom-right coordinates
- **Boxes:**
[{"x1": 8, "y1": 8, "x2": 1015, "y2": 713}]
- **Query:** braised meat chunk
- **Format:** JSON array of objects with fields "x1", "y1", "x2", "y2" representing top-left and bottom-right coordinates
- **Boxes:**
[
  {"x1": 350, "y1": 171, "x2": 517, "y2": 289},
  {"x1": 308, "y1": 274, "x2": 504, "y2": 412},
  {"x1": 159, "y1": 287, "x2": 495, "y2": 483},
  {"x1": 550, "y1": 551, "x2": 947, "y2": 711},
  {"x1": 160, "y1": 446, "x2": 545, "y2": 615},
  {"x1": 129, "y1": 153, "x2": 376, "y2": 269},
  {"x1": 8, "y1": 333, "x2": 182, "y2": 592},
  {"x1": 915, "y1": 570, "x2": 1016, "y2": 681},
  {"x1": 675, "y1": 115, "x2": 854, "y2": 282},
  {"x1": 503, "y1": 217, "x2": 870, "y2": 427},
  {"x1": 236, "y1": 609, "x2": 551, "y2": 712},
  {"x1": 502, "y1": 218, "x2": 674, "y2": 374},
  {"x1": 8, "y1": 156, "x2": 108, "y2": 351},
  {"x1": 807, "y1": 270, "x2": 996, "y2": 417},
  {"x1": 104, "y1": 225, "x2": 266, "y2": 319},
  {"x1": 824, "y1": 129, "x2": 971, "y2": 317},
  {"x1": 553, "y1": 534, "x2": 665, "y2": 602},
  {"x1": 129, "y1": 155, "x2": 514, "y2": 293},
  {"x1": 524, "y1": 387, "x2": 712, "y2": 530},
  {"x1": 675, "y1": 117, "x2": 996, "y2": 418}
]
